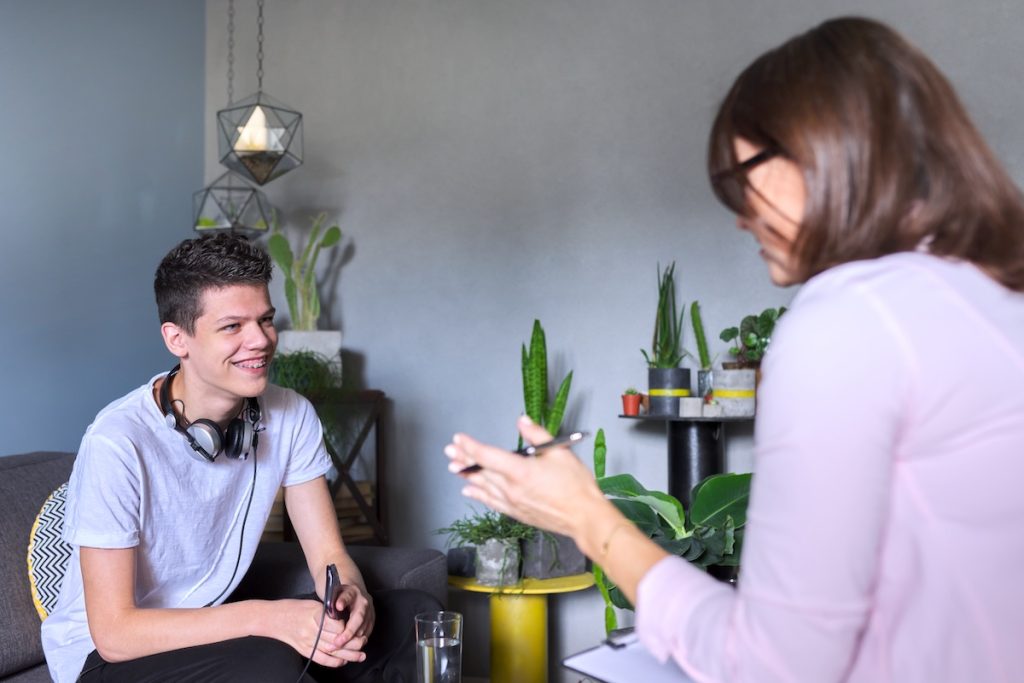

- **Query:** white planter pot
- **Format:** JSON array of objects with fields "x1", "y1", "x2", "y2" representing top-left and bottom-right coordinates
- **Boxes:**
[
  {"x1": 277, "y1": 330, "x2": 342, "y2": 359},
  {"x1": 712, "y1": 368, "x2": 756, "y2": 417},
  {"x1": 276, "y1": 330, "x2": 344, "y2": 381}
]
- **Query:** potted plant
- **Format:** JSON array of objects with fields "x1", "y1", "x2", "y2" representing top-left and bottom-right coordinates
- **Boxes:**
[
  {"x1": 620, "y1": 387, "x2": 642, "y2": 417},
  {"x1": 590, "y1": 429, "x2": 751, "y2": 633},
  {"x1": 517, "y1": 319, "x2": 587, "y2": 579},
  {"x1": 436, "y1": 510, "x2": 536, "y2": 586},
  {"x1": 641, "y1": 262, "x2": 691, "y2": 416},
  {"x1": 718, "y1": 306, "x2": 787, "y2": 369},
  {"x1": 266, "y1": 212, "x2": 344, "y2": 362},
  {"x1": 690, "y1": 300, "x2": 714, "y2": 400},
  {"x1": 715, "y1": 306, "x2": 787, "y2": 416},
  {"x1": 520, "y1": 319, "x2": 572, "y2": 447}
]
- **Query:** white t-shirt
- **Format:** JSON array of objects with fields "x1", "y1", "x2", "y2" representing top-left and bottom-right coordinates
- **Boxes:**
[{"x1": 41, "y1": 373, "x2": 332, "y2": 683}]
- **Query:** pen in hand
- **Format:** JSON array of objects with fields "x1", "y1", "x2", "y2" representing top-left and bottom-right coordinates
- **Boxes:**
[{"x1": 458, "y1": 431, "x2": 589, "y2": 474}]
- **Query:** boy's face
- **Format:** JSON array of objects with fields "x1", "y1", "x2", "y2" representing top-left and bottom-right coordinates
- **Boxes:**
[{"x1": 176, "y1": 283, "x2": 277, "y2": 406}]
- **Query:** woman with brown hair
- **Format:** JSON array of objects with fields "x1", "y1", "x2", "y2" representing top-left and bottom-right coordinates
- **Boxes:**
[{"x1": 446, "y1": 16, "x2": 1024, "y2": 683}]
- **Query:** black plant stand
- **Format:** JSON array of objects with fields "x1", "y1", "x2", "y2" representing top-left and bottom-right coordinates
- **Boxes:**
[{"x1": 619, "y1": 415, "x2": 753, "y2": 506}]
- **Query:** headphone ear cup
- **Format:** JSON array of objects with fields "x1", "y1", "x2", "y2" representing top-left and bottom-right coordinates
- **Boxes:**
[
  {"x1": 186, "y1": 419, "x2": 223, "y2": 462},
  {"x1": 223, "y1": 418, "x2": 254, "y2": 460}
]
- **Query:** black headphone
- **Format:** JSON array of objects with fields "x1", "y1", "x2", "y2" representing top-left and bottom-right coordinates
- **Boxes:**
[{"x1": 159, "y1": 365, "x2": 261, "y2": 463}]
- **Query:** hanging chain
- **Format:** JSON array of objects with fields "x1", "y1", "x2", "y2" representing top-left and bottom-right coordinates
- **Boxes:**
[
  {"x1": 256, "y1": 0, "x2": 265, "y2": 92},
  {"x1": 226, "y1": 0, "x2": 235, "y2": 104}
]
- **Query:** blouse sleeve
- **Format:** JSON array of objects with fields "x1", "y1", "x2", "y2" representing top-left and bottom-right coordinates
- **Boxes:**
[{"x1": 636, "y1": 278, "x2": 914, "y2": 682}]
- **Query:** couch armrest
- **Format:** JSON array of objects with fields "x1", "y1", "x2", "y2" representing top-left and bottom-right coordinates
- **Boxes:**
[{"x1": 230, "y1": 542, "x2": 447, "y2": 608}]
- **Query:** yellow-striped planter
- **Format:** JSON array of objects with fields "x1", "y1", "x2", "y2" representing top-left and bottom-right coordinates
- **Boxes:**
[{"x1": 712, "y1": 368, "x2": 756, "y2": 417}]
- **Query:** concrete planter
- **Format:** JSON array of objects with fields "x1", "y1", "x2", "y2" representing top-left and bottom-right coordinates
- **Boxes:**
[
  {"x1": 648, "y1": 367, "x2": 692, "y2": 416},
  {"x1": 446, "y1": 546, "x2": 476, "y2": 578},
  {"x1": 521, "y1": 532, "x2": 586, "y2": 579},
  {"x1": 712, "y1": 368, "x2": 756, "y2": 417},
  {"x1": 474, "y1": 538, "x2": 521, "y2": 586}
]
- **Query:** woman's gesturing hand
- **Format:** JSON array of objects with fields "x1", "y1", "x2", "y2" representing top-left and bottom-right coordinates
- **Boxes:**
[{"x1": 445, "y1": 415, "x2": 608, "y2": 540}]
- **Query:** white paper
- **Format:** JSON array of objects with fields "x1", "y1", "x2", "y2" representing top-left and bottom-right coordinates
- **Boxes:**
[{"x1": 562, "y1": 639, "x2": 696, "y2": 683}]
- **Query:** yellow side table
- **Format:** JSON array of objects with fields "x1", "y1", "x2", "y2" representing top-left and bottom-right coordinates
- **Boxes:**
[{"x1": 449, "y1": 574, "x2": 595, "y2": 683}]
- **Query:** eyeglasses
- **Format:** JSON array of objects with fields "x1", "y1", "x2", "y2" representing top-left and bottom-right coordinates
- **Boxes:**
[{"x1": 710, "y1": 148, "x2": 780, "y2": 215}]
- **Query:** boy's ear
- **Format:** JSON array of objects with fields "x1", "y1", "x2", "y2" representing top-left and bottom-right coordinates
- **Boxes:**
[{"x1": 161, "y1": 322, "x2": 189, "y2": 359}]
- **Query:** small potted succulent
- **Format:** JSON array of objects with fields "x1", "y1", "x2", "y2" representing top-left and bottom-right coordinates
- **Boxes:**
[{"x1": 621, "y1": 387, "x2": 642, "y2": 416}]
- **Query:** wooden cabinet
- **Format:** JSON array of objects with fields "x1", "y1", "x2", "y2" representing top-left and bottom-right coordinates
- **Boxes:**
[{"x1": 263, "y1": 390, "x2": 389, "y2": 546}]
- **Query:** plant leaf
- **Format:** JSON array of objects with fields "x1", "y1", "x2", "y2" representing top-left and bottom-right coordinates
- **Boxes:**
[
  {"x1": 283, "y1": 277, "x2": 299, "y2": 328},
  {"x1": 545, "y1": 371, "x2": 572, "y2": 436},
  {"x1": 592, "y1": 428, "x2": 607, "y2": 479},
  {"x1": 609, "y1": 498, "x2": 662, "y2": 536},
  {"x1": 267, "y1": 233, "x2": 294, "y2": 273},
  {"x1": 320, "y1": 225, "x2": 342, "y2": 248},
  {"x1": 689, "y1": 473, "x2": 752, "y2": 529},
  {"x1": 599, "y1": 474, "x2": 686, "y2": 536}
]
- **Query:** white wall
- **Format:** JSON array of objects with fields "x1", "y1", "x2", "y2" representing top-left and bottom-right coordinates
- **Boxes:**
[{"x1": 203, "y1": 1, "x2": 1024, "y2": 679}]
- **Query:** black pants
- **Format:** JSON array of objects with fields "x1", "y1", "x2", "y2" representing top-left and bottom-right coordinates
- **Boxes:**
[{"x1": 77, "y1": 589, "x2": 442, "y2": 683}]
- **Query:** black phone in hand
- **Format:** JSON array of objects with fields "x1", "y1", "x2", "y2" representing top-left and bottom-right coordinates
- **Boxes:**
[{"x1": 324, "y1": 564, "x2": 348, "y2": 620}]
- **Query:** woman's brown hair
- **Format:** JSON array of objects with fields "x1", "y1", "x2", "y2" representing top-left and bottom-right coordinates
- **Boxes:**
[{"x1": 708, "y1": 16, "x2": 1024, "y2": 291}]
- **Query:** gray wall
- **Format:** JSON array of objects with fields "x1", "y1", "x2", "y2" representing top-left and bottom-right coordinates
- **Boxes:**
[
  {"x1": 204, "y1": 2, "x2": 1024, "y2": 677},
  {"x1": 0, "y1": 1, "x2": 206, "y2": 455}
]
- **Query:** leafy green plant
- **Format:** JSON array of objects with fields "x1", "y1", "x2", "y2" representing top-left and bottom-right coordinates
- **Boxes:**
[
  {"x1": 623, "y1": 387, "x2": 639, "y2": 396},
  {"x1": 719, "y1": 306, "x2": 787, "y2": 366},
  {"x1": 691, "y1": 301, "x2": 712, "y2": 371},
  {"x1": 590, "y1": 432, "x2": 752, "y2": 620},
  {"x1": 435, "y1": 509, "x2": 538, "y2": 547},
  {"x1": 269, "y1": 349, "x2": 342, "y2": 397},
  {"x1": 641, "y1": 262, "x2": 687, "y2": 369},
  {"x1": 266, "y1": 212, "x2": 342, "y2": 331},
  {"x1": 521, "y1": 320, "x2": 573, "y2": 448}
]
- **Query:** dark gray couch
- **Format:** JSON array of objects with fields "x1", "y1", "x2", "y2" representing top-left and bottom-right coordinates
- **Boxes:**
[{"x1": 0, "y1": 451, "x2": 446, "y2": 682}]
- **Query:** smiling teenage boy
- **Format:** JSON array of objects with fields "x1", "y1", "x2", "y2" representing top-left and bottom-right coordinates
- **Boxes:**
[{"x1": 42, "y1": 233, "x2": 439, "y2": 683}]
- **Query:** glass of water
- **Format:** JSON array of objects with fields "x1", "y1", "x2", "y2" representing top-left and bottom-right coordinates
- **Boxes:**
[{"x1": 415, "y1": 611, "x2": 463, "y2": 683}]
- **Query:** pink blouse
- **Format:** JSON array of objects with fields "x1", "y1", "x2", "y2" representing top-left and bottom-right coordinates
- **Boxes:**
[{"x1": 636, "y1": 252, "x2": 1024, "y2": 683}]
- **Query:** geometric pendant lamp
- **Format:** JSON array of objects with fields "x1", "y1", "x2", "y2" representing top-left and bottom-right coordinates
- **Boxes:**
[
  {"x1": 215, "y1": 0, "x2": 303, "y2": 186},
  {"x1": 192, "y1": 170, "x2": 272, "y2": 236},
  {"x1": 217, "y1": 91, "x2": 303, "y2": 186}
]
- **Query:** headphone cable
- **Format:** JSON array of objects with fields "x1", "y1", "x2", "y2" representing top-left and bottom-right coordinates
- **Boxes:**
[{"x1": 204, "y1": 447, "x2": 258, "y2": 607}]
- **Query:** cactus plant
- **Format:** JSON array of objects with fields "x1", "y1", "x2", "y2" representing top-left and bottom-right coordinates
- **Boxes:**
[
  {"x1": 266, "y1": 212, "x2": 342, "y2": 331},
  {"x1": 691, "y1": 301, "x2": 712, "y2": 370}
]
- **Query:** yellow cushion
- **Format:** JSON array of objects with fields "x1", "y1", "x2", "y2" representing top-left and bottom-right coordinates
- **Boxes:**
[{"x1": 26, "y1": 482, "x2": 71, "y2": 620}]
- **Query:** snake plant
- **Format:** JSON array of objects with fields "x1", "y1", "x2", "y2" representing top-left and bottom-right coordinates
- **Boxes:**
[{"x1": 521, "y1": 320, "x2": 573, "y2": 447}]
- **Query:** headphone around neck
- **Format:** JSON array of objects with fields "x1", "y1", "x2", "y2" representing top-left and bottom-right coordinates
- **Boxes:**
[{"x1": 159, "y1": 365, "x2": 261, "y2": 463}]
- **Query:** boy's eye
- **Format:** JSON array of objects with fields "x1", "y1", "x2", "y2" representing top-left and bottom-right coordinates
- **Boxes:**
[
  {"x1": 222, "y1": 323, "x2": 239, "y2": 332},
  {"x1": 261, "y1": 317, "x2": 276, "y2": 327}
]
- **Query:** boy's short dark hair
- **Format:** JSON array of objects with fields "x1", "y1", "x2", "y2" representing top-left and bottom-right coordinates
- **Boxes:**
[{"x1": 154, "y1": 233, "x2": 273, "y2": 335}]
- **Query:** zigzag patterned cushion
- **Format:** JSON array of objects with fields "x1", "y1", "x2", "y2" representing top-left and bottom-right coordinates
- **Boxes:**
[{"x1": 26, "y1": 482, "x2": 72, "y2": 620}]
